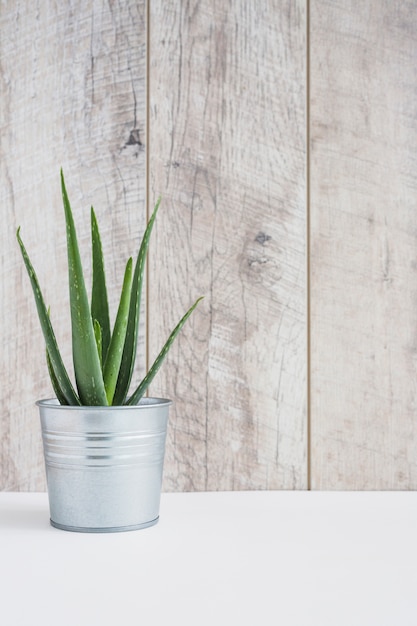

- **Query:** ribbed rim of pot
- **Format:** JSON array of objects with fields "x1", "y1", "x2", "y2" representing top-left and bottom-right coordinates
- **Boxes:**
[{"x1": 36, "y1": 397, "x2": 172, "y2": 409}]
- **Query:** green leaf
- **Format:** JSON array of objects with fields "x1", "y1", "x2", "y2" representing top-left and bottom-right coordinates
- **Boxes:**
[
  {"x1": 127, "y1": 296, "x2": 203, "y2": 405},
  {"x1": 46, "y1": 349, "x2": 69, "y2": 405},
  {"x1": 103, "y1": 258, "x2": 133, "y2": 405},
  {"x1": 93, "y1": 320, "x2": 103, "y2": 369},
  {"x1": 16, "y1": 228, "x2": 80, "y2": 405},
  {"x1": 91, "y1": 207, "x2": 111, "y2": 362},
  {"x1": 45, "y1": 307, "x2": 69, "y2": 405},
  {"x1": 61, "y1": 170, "x2": 108, "y2": 405},
  {"x1": 113, "y1": 197, "x2": 161, "y2": 405}
]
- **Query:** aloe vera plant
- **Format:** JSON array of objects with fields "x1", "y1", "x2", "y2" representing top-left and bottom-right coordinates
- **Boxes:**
[{"x1": 17, "y1": 171, "x2": 202, "y2": 406}]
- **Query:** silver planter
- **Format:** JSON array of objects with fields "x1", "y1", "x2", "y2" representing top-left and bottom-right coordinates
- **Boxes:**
[{"x1": 37, "y1": 397, "x2": 171, "y2": 533}]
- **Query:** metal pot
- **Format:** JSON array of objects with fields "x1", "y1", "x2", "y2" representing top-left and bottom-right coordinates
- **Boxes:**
[{"x1": 37, "y1": 397, "x2": 171, "y2": 533}]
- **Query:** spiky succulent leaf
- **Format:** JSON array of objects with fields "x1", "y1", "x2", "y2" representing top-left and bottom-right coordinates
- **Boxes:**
[
  {"x1": 45, "y1": 307, "x2": 70, "y2": 405},
  {"x1": 46, "y1": 349, "x2": 69, "y2": 405},
  {"x1": 127, "y1": 296, "x2": 203, "y2": 405},
  {"x1": 103, "y1": 257, "x2": 133, "y2": 405},
  {"x1": 93, "y1": 320, "x2": 103, "y2": 369},
  {"x1": 91, "y1": 207, "x2": 111, "y2": 362},
  {"x1": 16, "y1": 228, "x2": 80, "y2": 405},
  {"x1": 61, "y1": 170, "x2": 108, "y2": 406},
  {"x1": 112, "y1": 197, "x2": 161, "y2": 405}
]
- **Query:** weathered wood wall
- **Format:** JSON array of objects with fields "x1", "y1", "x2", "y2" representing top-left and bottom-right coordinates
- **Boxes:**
[
  {"x1": 310, "y1": 0, "x2": 417, "y2": 488},
  {"x1": 149, "y1": 0, "x2": 307, "y2": 492},
  {"x1": 1, "y1": 0, "x2": 147, "y2": 490},
  {"x1": 2, "y1": 0, "x2": 417, "y2": 492}
]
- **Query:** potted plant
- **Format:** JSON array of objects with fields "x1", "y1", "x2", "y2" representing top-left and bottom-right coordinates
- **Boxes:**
[{"x1": 17, "y1": 171, "x2": 202, "y2": 533}]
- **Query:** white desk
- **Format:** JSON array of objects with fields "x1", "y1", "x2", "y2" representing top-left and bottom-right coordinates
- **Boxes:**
[{"x1": 1, "y1": 491, "x2": 416, "y2": 626}]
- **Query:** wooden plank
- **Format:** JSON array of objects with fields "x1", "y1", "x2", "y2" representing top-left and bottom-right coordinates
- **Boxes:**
[
  {"x1": 0, "y1": 0, "x2": 147, "y2": 490},
  {"x1": 310, "y1": 0, "x2": 417, "y2": 488},
  {"x1": 149, "y1": 0, "x2": 307, "y2": 490}
]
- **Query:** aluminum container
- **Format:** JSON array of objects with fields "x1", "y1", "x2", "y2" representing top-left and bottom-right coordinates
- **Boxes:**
[{"x1": 37, "y1": 397, "x2": 171, "y2": 533}]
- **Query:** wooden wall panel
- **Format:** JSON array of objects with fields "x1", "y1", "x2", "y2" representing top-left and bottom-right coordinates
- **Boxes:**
[
  {"x1": 0, "y1": 1, "x2": 147, "y2": 490},
  {"x1": 149, "y1": 1, "x2": 307, "y2": 490},
  {"x1": 4, "y1": 0, "x2": 417, "y2": 493},
  {"x1": 310, "y1": 1, "x2": 417, "y2": 488}
]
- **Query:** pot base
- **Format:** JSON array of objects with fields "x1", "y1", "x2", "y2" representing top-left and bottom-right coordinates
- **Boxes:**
[{"x1": 50, "y1": 516, "x2": 159, "y2": 533}]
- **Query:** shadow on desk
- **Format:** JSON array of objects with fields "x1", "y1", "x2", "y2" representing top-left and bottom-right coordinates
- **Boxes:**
[{"x1": 0, "y1": 493, "x2": 50, "y2": 531}]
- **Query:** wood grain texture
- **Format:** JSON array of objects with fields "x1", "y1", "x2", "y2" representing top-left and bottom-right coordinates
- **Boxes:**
[
  {"x1": 310, "y1": 0, "x2": 417, "y2": 488},
  {"x1": 3, "y1": 0, "x2": 417, "y2": 493},
  {"x1": 0, "y1": 0, "x2": 146, "y2": 490},
  {"x1": 149, "y1": 0, "x2": 307, "y2": 491}
]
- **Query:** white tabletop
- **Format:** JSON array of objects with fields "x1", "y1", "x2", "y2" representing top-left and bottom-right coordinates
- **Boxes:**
[{"x1": 1, "y1": 490, "x2": 416, "y2": 626}]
